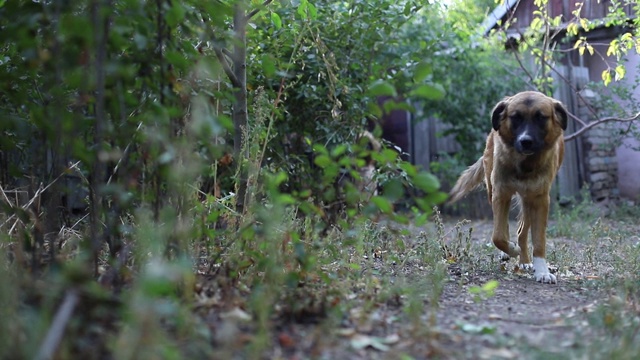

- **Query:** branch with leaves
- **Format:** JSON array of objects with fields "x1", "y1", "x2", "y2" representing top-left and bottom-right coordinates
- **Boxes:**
[{"x1": 493, "y1": 0, "x2": 640, "y2": 143}]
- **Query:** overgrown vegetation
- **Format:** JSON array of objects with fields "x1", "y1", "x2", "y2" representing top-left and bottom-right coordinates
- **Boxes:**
[{"x1": 1, "y1": 0, "x2": 640, "y2": 359}]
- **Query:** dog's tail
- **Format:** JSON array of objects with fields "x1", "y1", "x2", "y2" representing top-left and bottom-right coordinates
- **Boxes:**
[{"x1": 448, "y1": 157, "x2": 485, "y2": 204}]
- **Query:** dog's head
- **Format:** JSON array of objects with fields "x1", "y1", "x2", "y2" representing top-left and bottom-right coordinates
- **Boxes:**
[{"x1": 491, "y1": 91, "x2": 567, "y2": 155}]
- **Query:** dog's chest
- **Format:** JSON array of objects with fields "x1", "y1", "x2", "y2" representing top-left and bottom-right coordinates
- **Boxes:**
[{"x1": 494, "y1": 155, "x2": 552, "y2": 190}]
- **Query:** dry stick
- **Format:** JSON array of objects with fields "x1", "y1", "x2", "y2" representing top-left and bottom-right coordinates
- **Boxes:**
[
  {"x1": 36, "y1": 289, "x2": 80, "y2": 360},
  {"x1": 106, "y1": 121, "x2": 144, "y2": 186},
  {"x1": 1, "y1": 161, "x2": 82, "y2": 233},
  {"x1": 0, "y1": 183, "x2": 12, "y2": 207},
  {"x1": 188, "y1": 184, "x2": 237, "y2": 214}
]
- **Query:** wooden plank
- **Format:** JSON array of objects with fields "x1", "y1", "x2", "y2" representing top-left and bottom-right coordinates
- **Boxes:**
[
  {"x1": 412, "y1": 118, "x2": 431, "y2": 171},
  {"x1": 553, "y1": 65, "x2": 586, "y2": 200}
]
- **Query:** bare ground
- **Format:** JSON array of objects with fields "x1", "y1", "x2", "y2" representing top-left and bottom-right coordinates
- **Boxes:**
[{"x1": 200, "y1": 217, "x2": 635, "y2": 359}]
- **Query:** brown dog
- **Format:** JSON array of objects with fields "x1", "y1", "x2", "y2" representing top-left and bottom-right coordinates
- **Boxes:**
[{"x1": 449, "y1": 91, "x2": 567, "y2": 284}]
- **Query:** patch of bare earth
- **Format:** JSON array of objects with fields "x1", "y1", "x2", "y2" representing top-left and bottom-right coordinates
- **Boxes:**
[
  {"x1": 432, "y1": 219, "x2": 603, "y2": 359},
  {"x1": 202, "y1": 218, "x2": 634, "y2": 359}
]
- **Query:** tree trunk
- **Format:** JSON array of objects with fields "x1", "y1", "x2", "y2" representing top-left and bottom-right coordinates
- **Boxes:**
[
  {"x1": 232, "y1": 0, "x2": 249, "y2": 215},
  {"x1": 90, "y1": 0, "x2": 111, "y2": 275}
]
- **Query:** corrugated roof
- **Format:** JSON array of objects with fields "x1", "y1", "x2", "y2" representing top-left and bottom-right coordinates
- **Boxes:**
[{"x1": 481, "y1": 0, "x2": 520, "y2": 34}]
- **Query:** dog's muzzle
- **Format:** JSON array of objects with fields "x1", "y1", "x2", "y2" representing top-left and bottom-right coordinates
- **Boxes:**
[{"x1": 516, "y1": 134, "x2": 536, "y2": 155}]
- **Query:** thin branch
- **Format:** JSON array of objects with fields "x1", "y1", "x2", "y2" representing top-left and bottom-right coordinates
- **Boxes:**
[
  {"x1": 0, "y1": 161, "x2": 81, "y2": 233},
  {"x1": 567, "y1": 110, "x2": 588, "y2": 128},
  {"x1": 0, "y1": 183, "x2": 12, "y2": 206},
  {"x1": 214, "y1": 46, "x2": 241, "y2": 88},
  {"x1": 564, "y1": 111, "x2": 640, "y2": 141},
  {"x1": 36, "y1": 289, "x2": 80, "y2": 360},
  {"x1": 106, "y1": 121, "x2": 143, "y2": 185},
  {"x1": 511, "y1": 45, "x2": 537, "y2": 86},
  {"x1": 246, "y1": 0, "x2": 274, "y2": 21}
]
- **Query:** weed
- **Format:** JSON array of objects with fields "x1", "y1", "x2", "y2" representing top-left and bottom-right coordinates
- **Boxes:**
[
  {"x1": 549, "y1": 187, "x2": 599, "y2": 239},
  {"x1": 468, "y1": 280, "x2": 499, "y2": 303}
]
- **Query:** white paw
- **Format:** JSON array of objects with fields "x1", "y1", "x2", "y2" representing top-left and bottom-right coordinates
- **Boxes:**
[
  {"x1": 535, "y1": 272, "x2": 557, "y2": 284},
  {"x1": 533, "y1": 257, "x2": 557, "y2": 284},
  {"x1": 519, "y1": 263, "x2": 533, "y2": 272}
]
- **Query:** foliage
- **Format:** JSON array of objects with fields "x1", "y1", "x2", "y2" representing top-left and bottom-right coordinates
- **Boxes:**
[
  {"x1": 9, "y1": 0, "x2": 640, "y2": 359},
  {"x1": 493, "y1": 0, "x2": 640, "y2": 104},
  {"x1": 420, "y1": 0, "x2": 528, "y2": 164},
  {"x1": 0, "y1": 0, "x2": 452, "y2": 358}
]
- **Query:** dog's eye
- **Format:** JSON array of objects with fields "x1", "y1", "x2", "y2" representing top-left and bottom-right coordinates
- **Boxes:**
[
  {"x1": 509, "y1": 114, "x2": 523, "y2": 124},
  {"x1": 535, "y1": 113, "x2": 548, "y2": 124}
]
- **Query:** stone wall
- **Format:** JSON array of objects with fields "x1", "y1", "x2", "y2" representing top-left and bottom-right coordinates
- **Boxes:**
[{"x1": 579, "y1": 91, "x2": 620, "y2": 203}]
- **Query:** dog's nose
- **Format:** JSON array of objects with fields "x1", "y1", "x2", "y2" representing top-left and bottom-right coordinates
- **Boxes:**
[{"x1": 518, "y1": 135, "x2": 533, "y2": 150}]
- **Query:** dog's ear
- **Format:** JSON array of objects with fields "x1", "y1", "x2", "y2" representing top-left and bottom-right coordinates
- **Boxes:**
[
  {"x1": 491, "y1": 100, "x2": 508, "y2": 131},
  {"x1": 553, "y1": 101, "x2": 568, "y2": 130}
]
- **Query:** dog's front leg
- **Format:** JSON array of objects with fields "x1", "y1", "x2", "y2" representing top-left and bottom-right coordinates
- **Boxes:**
[
  {"x1": 491, "y1": 192, "x2": 520, "y2": 258},
  {"x1": 517, "y1": 207, "x2": 533, "y2": 271},
  {"x1": 529, "y1": 194, "x2": 556, "y2": 284}
]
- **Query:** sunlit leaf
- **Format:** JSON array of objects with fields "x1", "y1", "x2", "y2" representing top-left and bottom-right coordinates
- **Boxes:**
[
  {"x1": 261, "y1": 54, "x2": 276, "y2": 77},
  {"x1": 602, "y1": 69, "x2": 612, "y2": 86},
  {"x1": 614, "y1": 64, "x2": 626, "y2": 81},
  {"x1": 409, "y1": 83, "x2": 445, "y2": 100},
  {"x1": 314, "y1": 154, "x2": 331, "y2": 168},
  {"x1": 367, "y1": 80, "x2": 397, "y2": 97},
  {"x1": 371, "y1": 196, "x2": 393, "y2": 214},
  {"x1": 482, "y1": 280, "x2": 499, "y2": 292},
  {"x1": 331, "y1": 144, "x2": 348, "y2": 158},
  {"x1": 413, "y1": 61, "x2": 433, "y2": 82},
  {"x1": 412, "y1": 172, "x2": 440, "y2": 193},
  {"x1": 307, "y1": 2, "x2": 318, "y2": 19},
  {"x1": 270, "y1": 12, "x2": 282, "y2": 29}
]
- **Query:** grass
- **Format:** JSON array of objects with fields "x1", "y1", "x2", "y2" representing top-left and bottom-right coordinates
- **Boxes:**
[{"x1": 2, "y1": 151, "x2": 640, "y2": 360}]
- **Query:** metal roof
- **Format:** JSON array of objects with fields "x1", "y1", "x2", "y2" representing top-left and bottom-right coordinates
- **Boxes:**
[{"x1": 481, "y1": 0, "x2": 520, "y2": 34}]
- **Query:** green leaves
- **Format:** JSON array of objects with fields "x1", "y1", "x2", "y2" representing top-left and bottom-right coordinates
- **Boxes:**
[
  {"x1": 412, "y1": 172, "x2": 440, "y2": 193},
  {"x1": 469, "y1": 280, "x2": 499, "y2": 303},
  {"x1": 409, "y1": 83, "x2": 445, "y2": 100},
  {"x1": 297, "y1": 0, "x2": 317, "y2": 20},
  {"x1": 367, "y1": 80, "x2": 397, "y2": 97},
  {"x1": 165, "y1": 3, "x2": 186, "y2": 28},
  {"x1": 314, "y1": 154, "x2": 332, "y2": 168},
  {"x1": 413, "y1": 62, "x2": 433, "y2": 83},
  {"x1": 371, "y1": 196, "x2": 393, "y2": 214},
  {"x1": 270, "y1": 12, "x2": 282, "y2": 29}
]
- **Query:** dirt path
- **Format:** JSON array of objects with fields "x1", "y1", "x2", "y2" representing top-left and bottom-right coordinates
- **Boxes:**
[
  {"x1": 437, "y1": 271, "x2": 597, "y2": 359},
  {"x1": 431, "y1": 219, "x2": 601, "y2": 359},
  {"x1": 204, "y1": 217, "x2": 634, "y2": 359}
]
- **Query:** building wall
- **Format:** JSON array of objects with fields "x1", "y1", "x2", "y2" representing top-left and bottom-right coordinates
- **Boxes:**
[
  {"x1": 584, "y1": 45, "x2": 640, "y2": 201},
  {"x1": 615, "y1": 54, "x2": 640, "y2": 200}
]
